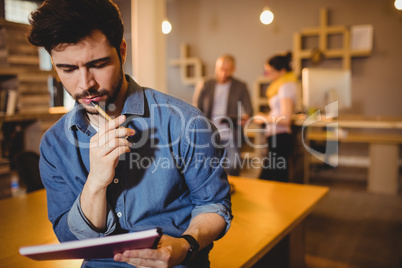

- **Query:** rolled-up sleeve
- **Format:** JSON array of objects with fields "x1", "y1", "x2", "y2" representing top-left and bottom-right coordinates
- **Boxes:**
[
  {"x1": 67, "y1": 194, "x2": 117, "y2": 239},
  {"x1": 191, "y1": 203, "x2": 232, "y2": 236}
]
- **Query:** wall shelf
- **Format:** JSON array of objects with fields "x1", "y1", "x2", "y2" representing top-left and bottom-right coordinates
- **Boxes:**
[{"x1": 293, "y1": 8, "x2": 372, "y2": 76}]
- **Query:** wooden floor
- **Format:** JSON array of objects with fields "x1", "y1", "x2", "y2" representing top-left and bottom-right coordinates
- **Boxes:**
[
  {"x1": 307, "y1": 190, "x2": 401, "y2": 267},
  {"x1": 304, "y1": 167, "x2": 402, "y2": 268},
  {"x1": 242, "y1": 166, "x2": 402, "y2": 268}
]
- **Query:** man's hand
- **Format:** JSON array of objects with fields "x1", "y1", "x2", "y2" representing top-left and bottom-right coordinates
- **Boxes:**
[
  {"x1": 88, "y1": 115, "x2": 134, "y2": 188},
  {"x1": 114, "y1": 213, "x2": 226, "y2": 267},
  {"x1": 80, "y1": 115, "x2": 134, "y2": 231},
  {"x1": 114, "y1": 235, "x2": 188, "y2": 268},
  {"x1": 239, "y1": 114, "x2": 250, "y2": 126}
]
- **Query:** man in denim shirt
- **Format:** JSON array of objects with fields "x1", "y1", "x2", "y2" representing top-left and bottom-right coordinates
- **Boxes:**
[{"x1": 28, "y1": 0, "x2": 232, "y2": 267}]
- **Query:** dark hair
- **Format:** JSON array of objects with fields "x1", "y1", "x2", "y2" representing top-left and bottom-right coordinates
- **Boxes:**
[
  {"x1": 28, "y1": 0, "x2": 124, "y2": 56},
  {"x1": 267, "y1": 52, "x2": 292, "y2": 72}
]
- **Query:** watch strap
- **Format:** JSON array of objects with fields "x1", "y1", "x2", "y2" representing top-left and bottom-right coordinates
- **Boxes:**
[{"x1": 180, "y1": 234, "x2": 200, "y2": 264}]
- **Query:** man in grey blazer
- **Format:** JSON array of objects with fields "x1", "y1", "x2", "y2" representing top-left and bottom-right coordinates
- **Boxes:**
[{"x1": 193, "y1": 55, "x2": 253, "y2": 176}]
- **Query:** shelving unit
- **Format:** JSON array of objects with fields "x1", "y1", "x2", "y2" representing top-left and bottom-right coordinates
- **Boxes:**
[
  {"x1": 0, "y1": 19, "x2": 59, "y2": 191},
  {"x1": 292, "y1": 8, "x2": 372, "y2": 76},
  {"x1": 252, "y1": 76, "x2": 271, "y2": 116},
  {"x1": 0, "y1": 18, "x2": 39, "y2": 68},
  {"x1": 0, "y1": 19, "x2": 55, "y2": 116},
  {"x1": 239, "y1": 76, "x2": 272, "y2": 162}
]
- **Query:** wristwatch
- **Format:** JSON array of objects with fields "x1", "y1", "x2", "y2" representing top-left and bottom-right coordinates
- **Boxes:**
[{"x1": 180, "y1": 234, "x2": 200, "y2": 264}]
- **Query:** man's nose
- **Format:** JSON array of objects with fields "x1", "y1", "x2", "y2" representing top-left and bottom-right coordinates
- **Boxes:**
[{"x1": 79, "y1": 68, "x2": 96, "y2": 90}]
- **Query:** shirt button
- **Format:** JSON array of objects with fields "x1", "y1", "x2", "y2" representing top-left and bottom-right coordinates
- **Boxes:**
[
  {"x1": 117, "y1": 212, "x2": 122, "y2": 218},
  {"x1": 113, "y1": 178, "x2": 119, "y2": 184}
]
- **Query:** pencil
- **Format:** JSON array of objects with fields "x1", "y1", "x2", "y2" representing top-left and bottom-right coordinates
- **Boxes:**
[
  {"x1": 90, "y1": 101, "x2": 112, "y2": 121},
  {"x1": 90, "y1": 101, "x2": 132, "y2": 141}
]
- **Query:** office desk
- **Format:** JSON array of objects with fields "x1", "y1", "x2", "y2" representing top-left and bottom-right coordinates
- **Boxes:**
[
  {"x1": 293, "y1": 114, "x2": 402, "y2": 130},
  {"x1": 295, "y1": 115, "x2": 402, "y2": 194},
  {"x1": 0, "y1": 176, "x2": 328, "y2": 268},
  {"x1": 210, "y1": 176, "x2": 328, "y2": 268}
]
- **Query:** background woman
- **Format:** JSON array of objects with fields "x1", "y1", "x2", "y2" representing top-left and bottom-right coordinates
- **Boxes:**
[{"x1": 257, "y1": 52, "x2": 298, "y2": 182}]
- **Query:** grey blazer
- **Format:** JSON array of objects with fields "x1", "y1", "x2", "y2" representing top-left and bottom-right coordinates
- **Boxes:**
[
  {"x1": 194, "y1": 77, "x2": 253, "y2": 122},
  {"x1": 194, "y1": 77, "x2": 253, "y2": 145}
]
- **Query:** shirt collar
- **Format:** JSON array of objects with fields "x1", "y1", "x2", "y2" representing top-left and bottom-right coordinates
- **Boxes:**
[
  {"x1": 66, "y1": 75, "x2": 145, "y2": 134},
  {"x1": 121, "y1": 75, "x2": 145, "y2": 116}
]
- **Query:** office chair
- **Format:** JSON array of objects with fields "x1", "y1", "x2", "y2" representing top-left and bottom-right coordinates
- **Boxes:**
[{"x1": 13, "y1": 151, "x2": 44, "y2": 193}]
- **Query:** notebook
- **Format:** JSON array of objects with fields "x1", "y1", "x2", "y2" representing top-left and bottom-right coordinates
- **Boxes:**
[{"x1": 19, "y1": 228, "x2": 162, "y2": 261}]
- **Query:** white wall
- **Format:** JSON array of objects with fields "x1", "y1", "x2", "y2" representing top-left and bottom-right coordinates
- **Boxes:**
[
  {"x1": 166, "y1": 0, "x2": 402, "y2": 117},
  {"x1": 131, "y1": 0, "x2": 167, "y2": 92},
  {"x1": 116, "y1": 0, "x2": 167, "y2": 92}
]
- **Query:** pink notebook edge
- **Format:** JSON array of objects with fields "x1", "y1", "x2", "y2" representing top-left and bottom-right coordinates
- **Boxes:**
[{"x1": 19, "y1": 227, "x2": 163, "y2": 261}]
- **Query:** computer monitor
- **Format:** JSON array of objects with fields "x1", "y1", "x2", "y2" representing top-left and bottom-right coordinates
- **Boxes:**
[{"x1": 302, "y1": 68, "x2": 352, "y2": 112}]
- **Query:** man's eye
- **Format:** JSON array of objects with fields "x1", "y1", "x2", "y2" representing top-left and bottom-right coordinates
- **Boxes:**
[
  {"x1": 62, "y1": 67, "x2": 76, "y2": 73},
  {"x1": 93, "y1": 62, "x2": 108, "y2": 68}
]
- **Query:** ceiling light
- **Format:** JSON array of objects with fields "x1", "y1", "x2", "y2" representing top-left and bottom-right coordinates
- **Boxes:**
[
  {"x1": 260, "y1": 7, "x2": 274, "y2": 25},
  {"x1": 162, "y1": 20, "x2": 172, "y2": 34},
  {"x1": 395, "y1": 0, "x2": 402, "y2": 10}
]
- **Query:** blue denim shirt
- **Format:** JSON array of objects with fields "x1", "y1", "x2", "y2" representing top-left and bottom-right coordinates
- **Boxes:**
[{"x1": 39, "y1": 76, "x2": 232, "y2": 267}]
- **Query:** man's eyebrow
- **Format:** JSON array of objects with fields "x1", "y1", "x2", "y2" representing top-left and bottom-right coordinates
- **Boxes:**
[{"x1": 55, "y1": 57, "x2": 111, "y2": 68}]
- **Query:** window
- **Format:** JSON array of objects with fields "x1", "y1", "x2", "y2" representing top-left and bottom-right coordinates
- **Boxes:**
[{"x1": 5, "y1": 0, "x2": 39, "y2": 24}]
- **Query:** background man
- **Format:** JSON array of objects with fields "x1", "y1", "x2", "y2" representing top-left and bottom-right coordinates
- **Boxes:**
[{"x1": 193, "y1": 55, "x2": 253, "y2": 176}]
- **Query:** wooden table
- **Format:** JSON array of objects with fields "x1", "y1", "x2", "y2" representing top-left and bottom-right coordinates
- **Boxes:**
[
  {"x1": 0, "y1": 176, "x2": 328, "y2": 268},
  {"x1": 210, "y1": 176, "x2": 328, "y2": 268},
  {"x1": 293, "y1": 114, "x2": 402, "y2": 130},
  {"x1": 295, "y1": 115, "x2": 402, "y2": 194}
]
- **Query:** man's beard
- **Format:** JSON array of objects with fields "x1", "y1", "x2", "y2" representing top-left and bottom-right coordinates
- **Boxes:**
[{"x1": 73, "y1": 68, "x2": 124, "y2": 115}]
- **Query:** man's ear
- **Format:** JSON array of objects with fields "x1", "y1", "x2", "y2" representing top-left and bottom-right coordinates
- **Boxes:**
[{"x1": 120, "y1": 39, "x2": 127, "y2": 64}]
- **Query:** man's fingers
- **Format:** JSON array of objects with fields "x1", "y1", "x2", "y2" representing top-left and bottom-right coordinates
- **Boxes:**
[
  {"x1": 106, "y1": 127, "x2": 135, "y2": 140},
  {"x1": 107, "y1": 115, "x2": 126, "y2": 130},
  {"x1": 114, "y1": 248, "x2": 169, "y2": 267},
  {"x1": 92, "y1": 127, "x2": 135, "y2": 147},
  {"x1": 96, "y1": 115, "x2": 126, "y2": 136}
]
